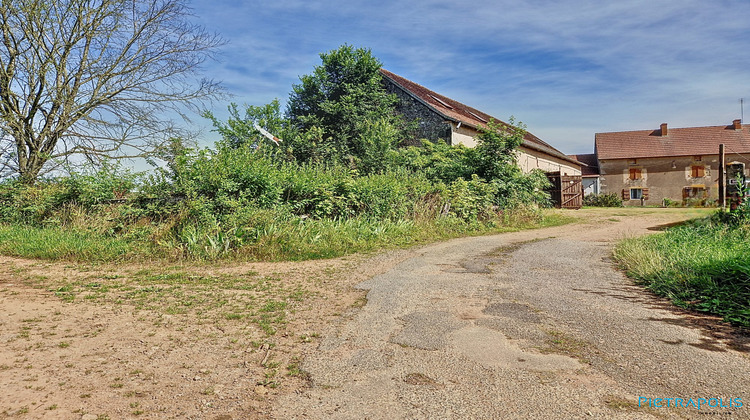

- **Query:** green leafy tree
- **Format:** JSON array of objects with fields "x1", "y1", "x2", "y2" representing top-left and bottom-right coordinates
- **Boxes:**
[
  {"x1": 471, "y1": 118, "x2": 551, "y2": 208},
  {"x1": 286, "y1": 44, "x2": 403, "y2": 169},
  {"x1": 472, "y1": 118, "x2": 525, "y2": 181},
  {"x1": 203, "y1": 100, "x2": 290, "y2": 151}
]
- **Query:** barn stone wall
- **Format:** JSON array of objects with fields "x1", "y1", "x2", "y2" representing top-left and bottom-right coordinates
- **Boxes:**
[{"x1": 382, "y1": 78, "x2": 452, "y2": 145}]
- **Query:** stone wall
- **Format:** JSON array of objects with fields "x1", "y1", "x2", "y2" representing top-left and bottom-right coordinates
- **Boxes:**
[
  {"x1": 382, "y1": 78, "x2": 452, "y2": 145},
  {"x1": 599, "y1": 155, "x2": 750, "y2": 206}
]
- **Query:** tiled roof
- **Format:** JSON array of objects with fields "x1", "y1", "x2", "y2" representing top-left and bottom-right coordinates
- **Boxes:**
[
  {"x1": 568, "y1": 153, "x2": 599, "y2": 176},
  {"x1": 595, "y1": 123, "x2": 750, "y2": 160},
  {"x1": 379, "y1": 69, "x2": 579, "y2": 166}
]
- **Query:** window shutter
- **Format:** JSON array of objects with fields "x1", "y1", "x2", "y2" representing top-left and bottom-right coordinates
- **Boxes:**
[
  {"x1": 697, "y1": 166, "x2": 705, "y2": 177},
  {"x1": 622, "y1": 188, "x2": 629, "y2": 199},
  {"x1": 629, "y1": 168, "x2": 642, "y2": 180},
  {"x1": 682, "y1": 187, "x2": 689, "y2": 199},
  {"x1": 642, "y1": 188, "x2": 649, "y2": 200}
]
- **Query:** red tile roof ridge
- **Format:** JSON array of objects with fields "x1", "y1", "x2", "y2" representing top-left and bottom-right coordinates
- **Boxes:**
[
  {"x1": 597, "y1": 123, "x2": 736, "y2": 135},
  {"x1": 595, "y1": 123, "x2": 750, "y2": 160}
]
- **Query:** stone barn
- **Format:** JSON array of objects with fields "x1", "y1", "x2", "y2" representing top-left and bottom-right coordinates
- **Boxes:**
[{"x1": 380, "y1": 69, "x2": 582, "y2": 177}]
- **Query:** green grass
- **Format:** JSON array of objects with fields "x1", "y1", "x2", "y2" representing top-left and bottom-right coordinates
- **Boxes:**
[
  {"x1": 238, "y1": 210, "x2": 575, "y2": 261},
  {"x1": 0, "y1": 225, "x2": 146, "y2": 262},
  {"x1": 615, "y1": 217, "x2": 750, "y2": 328},
  {"x1": 0, "y1": 208, "x2": 575, "y2": 263}
]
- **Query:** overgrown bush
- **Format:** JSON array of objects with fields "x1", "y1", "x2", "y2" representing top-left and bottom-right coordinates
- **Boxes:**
[
  {"x1": 583, "y1": 192, "x2": 623, "y2": 207},
  {"x1": 58, "y1": 164, "x2": 139, "y2": 207},
  {"x1": 0, "y1": 164, "x2": 139, "y2": 226},
  {"x1": 393, "y1": 140, "x2": 474, "y2": 183},
  {"x1": 0, "y1": 140, "x2": 554, "y2": 261},
  {"x1": 138, "y1": 143, "x2": 511, "y2": 258},
  {"x1": 491, "y1": 169, "x2": 551, "y2": 208},
  {"x1": 0, "y1": 44, "x2": 564, "y2": 261},
  {"x1": 442, "y1": 175, "x2": 496, "y2": 223},
  {"x1": 0, "y1": 180, "x2": 61, "y2": 224}
]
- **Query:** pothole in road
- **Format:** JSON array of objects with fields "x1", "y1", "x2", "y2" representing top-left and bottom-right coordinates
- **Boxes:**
[
  {"x1": 482, "y1": 302, "x2": 543, "y2": 323},
  {"x1": 450, "y1": 326, "x2": 582, "y2": 371},
  {"x1": 438, "y1": 260, "x2": 491, "y2": 274},
  {"x1": 390, "y1": 311, "x2": 468, "y2": 350}
]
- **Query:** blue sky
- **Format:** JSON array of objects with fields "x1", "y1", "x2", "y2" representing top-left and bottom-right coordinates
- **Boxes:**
[{"x1": 188, "y1": 0, "x2": 750, "y2": 155}]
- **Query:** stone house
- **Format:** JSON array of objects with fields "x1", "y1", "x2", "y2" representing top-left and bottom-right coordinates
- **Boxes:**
[
  {"x1": 594, "y1": 121, "x2": 750, "y2": 206},
  {"x1": 379, "y1": 69, "x2": 582, "y2": 176}
]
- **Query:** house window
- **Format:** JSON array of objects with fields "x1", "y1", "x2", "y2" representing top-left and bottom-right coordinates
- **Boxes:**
[
  {"x1": 629, "y1": 168, "x2": 642, "y2": 180},
  {"x1": 694, "y1": 155, "x2": 702, "y2": 161},
  {"x1": 629, "y1": 159, "x2": 637, "y2": 165},
  {"x1": 691, "y1": 165, "x2": 705, "y2": 178},
  {"x1": 622, "y1": 187, "x2": 649, "y2": 200}
]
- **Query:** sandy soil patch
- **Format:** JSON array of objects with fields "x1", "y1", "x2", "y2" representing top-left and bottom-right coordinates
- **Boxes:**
[{"x1": 0, "y1": 250, "x2": 411, "y2": 419}]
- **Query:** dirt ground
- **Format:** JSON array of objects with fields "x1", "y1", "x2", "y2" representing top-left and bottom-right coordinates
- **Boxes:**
[
  {"x1": 0, "y1": 242, "x2": 414, "y2": 419},
  {"x1": 0, "y1": 207, "x2": 724, "y2": 419}
]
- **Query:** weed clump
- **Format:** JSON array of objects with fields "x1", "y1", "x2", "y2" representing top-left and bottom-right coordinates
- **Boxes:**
[
  {"x1": 615, "y1": 216, "x2": 750, "y2": 328},
  {"x1": 583, "y1": 192, "x2": 623, "y2": 207}
]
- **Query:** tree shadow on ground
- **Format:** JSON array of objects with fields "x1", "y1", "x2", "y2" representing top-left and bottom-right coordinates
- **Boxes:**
[
  {"x1": 572, "y1": 284, "x2": 750, "y2": 354},
  {"x1": 646, "y1": 220, "x2": 689, "y2": 231}
]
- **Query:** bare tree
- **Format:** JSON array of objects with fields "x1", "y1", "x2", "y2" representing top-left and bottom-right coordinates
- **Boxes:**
[{"x1": 0, "y1": 0, "x2": 223, "y2": 184}]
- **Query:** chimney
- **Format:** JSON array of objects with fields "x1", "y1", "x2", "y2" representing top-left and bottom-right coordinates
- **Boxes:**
[
  {"x1": 733, "y1": 119, "x2": 742, "y2": 130},
  {"x1": 660, "y1": 123, "x2": 668, "y2": 136}
]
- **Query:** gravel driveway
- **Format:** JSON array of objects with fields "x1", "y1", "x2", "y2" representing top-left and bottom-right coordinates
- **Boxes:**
[{"x1": 273, "y1": 209, "x2": 749, "y2": 419}]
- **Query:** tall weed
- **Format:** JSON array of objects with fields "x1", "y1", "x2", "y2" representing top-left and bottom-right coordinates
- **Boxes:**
[{"x1": 615, "y1": 219, "x2": 750, "y2": 328}]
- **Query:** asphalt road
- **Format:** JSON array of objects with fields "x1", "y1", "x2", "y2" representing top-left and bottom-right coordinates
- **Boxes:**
[{"x1": 273, "y1": 209, "x2": 749, "y2": 419}]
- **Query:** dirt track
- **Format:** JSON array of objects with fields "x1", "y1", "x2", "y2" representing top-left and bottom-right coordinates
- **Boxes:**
[
  {"x1": 1, "y1": 208, "x2": 748, "y2": 419},
  {"x1": 274, "y1": 208, "x2": 749, "y2": 419}
]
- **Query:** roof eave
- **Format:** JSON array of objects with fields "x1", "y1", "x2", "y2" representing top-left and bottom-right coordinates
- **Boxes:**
[{"x1": 520, "y1": 141, "x2": 583, "y2": 167}]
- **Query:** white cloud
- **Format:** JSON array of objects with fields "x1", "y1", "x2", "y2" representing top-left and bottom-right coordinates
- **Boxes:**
[{"x1": 187, "y1": 0, "x2": 750, "y2": 153}]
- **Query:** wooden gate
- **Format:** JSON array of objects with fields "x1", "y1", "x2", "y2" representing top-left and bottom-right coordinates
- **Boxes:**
[{"x1": 546, "y1": 172, "x2": 583, "y2": 209}]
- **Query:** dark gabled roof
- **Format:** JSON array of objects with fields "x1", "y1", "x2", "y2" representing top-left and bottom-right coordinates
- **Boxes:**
[
  {"x1": 380, "y1": 68, "x2": 580, "y2": 167},
  {"x1": 568, "y1": 154, "x2": 599, "y2": 177},
  {"x1": 595, "y1": 122, "x2": 750, "y2": 160}
]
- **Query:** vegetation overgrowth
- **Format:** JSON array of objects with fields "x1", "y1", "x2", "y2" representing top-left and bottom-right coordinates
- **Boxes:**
[
  {"x1": 615, "y1": 202, "x2": 750, "y2": 328},
  {"x1": 0, "y1": 45, "x2": 561, "y2": 263},
  {"x1": 582, "y1": 192, "x2": 623, "y2": 207},
  {"x1": 0, "y1": 153, "x2": 561, "y2": 262}
]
